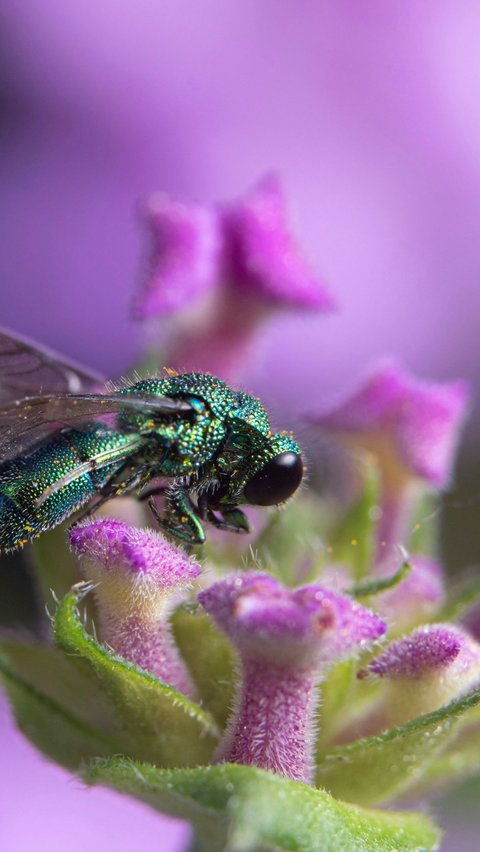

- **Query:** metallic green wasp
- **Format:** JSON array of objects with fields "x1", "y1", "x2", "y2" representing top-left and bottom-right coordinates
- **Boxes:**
[{"x1": 0, "y1": 329, "x2": 303, "y2": 552}]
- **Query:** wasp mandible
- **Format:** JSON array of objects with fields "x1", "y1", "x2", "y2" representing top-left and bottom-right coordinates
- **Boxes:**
[{"x1": 0, "y1": 329, "x2": 303, "y2": 551}]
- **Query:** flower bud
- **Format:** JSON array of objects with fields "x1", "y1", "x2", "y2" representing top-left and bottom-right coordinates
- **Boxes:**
[
  {"x1": 366, "y1": 624, "x2": 480, "y2": 727},
  {"x1": 69, "y1": 518, "x2": 201, "y2": 698}
]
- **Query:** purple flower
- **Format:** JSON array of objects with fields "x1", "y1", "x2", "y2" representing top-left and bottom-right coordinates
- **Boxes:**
[
  {"x1": 365, "y1": 624, "x2": 480, "y2": 727},
  {"x1": 134, "y1": 195, "x2": 221, "y2": 319},
  {"x1": 134, "y1": 175, "x2": 334, "y2": 378},
  {"x1": 199, "y1": 572, "x2": 385, "y2": 783},
  {"x1": 308, "y1": 360, "x2": 469, "y2": 562},
  {"x1": 69, "y1": 519, "x2": 201, "y2": 698},
  {"x1": 223, "y1": 174, "x2": 334, "y2": 309}
]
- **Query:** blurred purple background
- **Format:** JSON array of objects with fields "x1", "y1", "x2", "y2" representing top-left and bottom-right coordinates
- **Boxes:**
[{"x1": 2, "y1": 2, "x2": 480, "y2": 849}]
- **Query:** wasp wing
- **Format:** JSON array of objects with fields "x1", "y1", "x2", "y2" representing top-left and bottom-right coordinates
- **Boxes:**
[
  {"x1": 0, "y1": 327, "x2": 104, "y2": 400},
  {"x1": 0, "y1": 392, "x2": 193, "y2": 461}
]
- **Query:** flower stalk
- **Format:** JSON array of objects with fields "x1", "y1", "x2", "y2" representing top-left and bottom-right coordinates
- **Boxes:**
[
  {"x1": 199, "y1": 573, "x2": 385, "y2": 782},
  {"x1": 69, "y1": 518, "x2": 201, "y2": 698}
]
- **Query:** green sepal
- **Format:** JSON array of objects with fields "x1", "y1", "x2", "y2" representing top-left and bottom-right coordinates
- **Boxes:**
[
  {"x1": 407, "y1": 735, "x2": 480, "y2": 799},
  {"x1": 85, "y1": 758, "x2": 441, "y2": 852},
  {"x1": 172, "y1": 604, "x2": 235, "y2": 727},
  {"x1": 327, "y1": 464, "x2": 380, "y2": 580},
  {"x1": 404, "y1": 713, "x2": 480, "y2": 798},
  {"x1": 316, "y1": 687, "x2": 480, "y2": 805},
  {"x1": 0, "y1": 583, "x2": 219, "y2": 771},
  {"x1": 53, "y1": 583, "x2": 219, "y2": 766},
  {"x1": 348, "y1": 559, "x2": 411, "y2": 600}
]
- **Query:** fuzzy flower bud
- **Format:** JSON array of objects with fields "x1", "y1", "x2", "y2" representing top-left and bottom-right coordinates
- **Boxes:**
[
  {"x1": 199, "y1": 573, "x2": 385, "y2": 783},
  {"x1": 365, "y1": 624, "x2": 480, "y2": 727},
  {"x1": 308, "y1": 361, "x2": 469, "y2": 562},
  {"x1": 69, "y1": 519, "x2": 201, "y2": 698}
]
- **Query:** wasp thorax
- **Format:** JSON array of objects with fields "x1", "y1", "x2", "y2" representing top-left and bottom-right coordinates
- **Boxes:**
[{"x1": 244, "y1": 452, "x2": 303, "y2": 506}]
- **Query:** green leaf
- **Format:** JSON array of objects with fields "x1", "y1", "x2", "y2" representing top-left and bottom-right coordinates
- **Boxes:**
[
  {"x1": 0, "y1": 648, "x2": 116, "y2": 769},
  {"x1": 404, "y1": 719, "x2": 480, "y2": 798},
  {"x1": 316, "y1": 688, "x2": 480, "y2": 806},
  {"x1": 86, "y1": 758, "x2": 441, "y2": 852},
  {"x1": 172, "y1": 604, "x2": 235, "y2": 727},
  {"x1": 53, "y1": 583, "x2": 219, "y2": 767},
  {"x1": 327, "y1": 465, "x2": 380, "y2": 580},
  {"x1": 0, "y1": 641, "x2": 113, "y2": 733}
]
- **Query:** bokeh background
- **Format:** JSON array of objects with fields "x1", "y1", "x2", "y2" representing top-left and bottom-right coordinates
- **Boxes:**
[{"x1": 2, "y1": 2, "x2": 480, "y2": 850}]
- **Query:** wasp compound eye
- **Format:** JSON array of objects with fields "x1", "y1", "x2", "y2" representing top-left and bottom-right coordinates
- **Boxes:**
[{"x1": 244, "y1": 452, "x2": 303, "y2": 506}]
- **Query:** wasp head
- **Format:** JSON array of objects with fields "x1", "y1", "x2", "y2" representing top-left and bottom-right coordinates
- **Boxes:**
[
  {"x1": 210, "y1": 432, "x2": 303, "y2": 511},
  {"x1": 241, "y1": 433, "x2": 303, "y2": 506}
]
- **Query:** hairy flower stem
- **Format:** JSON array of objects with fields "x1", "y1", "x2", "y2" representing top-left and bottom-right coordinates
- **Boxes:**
[
  {"x1": 217, "y1": 658, "x2": 317, "y2": 783},
  {"x1": 96, "y1": 605, "x2": 195, "y2": 699}
]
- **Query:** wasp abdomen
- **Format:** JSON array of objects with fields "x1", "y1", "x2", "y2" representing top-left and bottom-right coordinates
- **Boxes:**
[{"x1": 0, "y1": 427, "x2": 130, "y2": 552}]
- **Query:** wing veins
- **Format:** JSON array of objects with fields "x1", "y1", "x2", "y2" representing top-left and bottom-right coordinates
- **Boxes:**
[{"x1": 0, "y1": 392, "x2": 193, "y2": 461}]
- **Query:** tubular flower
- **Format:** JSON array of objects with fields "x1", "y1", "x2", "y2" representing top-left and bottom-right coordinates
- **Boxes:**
[
  {"x1": 222, "y1": 173, "x2": 335, "y2": 309},
  {"x1": 365, "y1": 624, "x2": 480, "y2": 727},
  {"x1": 198, "y1": 572, "x2": 385, "y2": 783},
  {"x1": 133, "y1": 195, "x2": 221, "y2": 319},
  {"x1": 133, "y1": 175, "x2": 333, "y2": 378},
  {"x1": 69, "y1": 518, "x2": 201, "y2": 698},
  {"x1": 307, "y1": 360, "x2": 469, "y2": 563}
]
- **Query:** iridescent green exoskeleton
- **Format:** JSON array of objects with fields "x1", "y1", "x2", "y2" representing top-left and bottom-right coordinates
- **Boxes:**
[{"x1": 0, "y1": 329, "x2": 303, "y2": 551}]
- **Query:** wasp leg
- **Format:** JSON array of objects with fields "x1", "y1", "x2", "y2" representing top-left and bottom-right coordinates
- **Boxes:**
[
  {"x1": 138, "y1": 485, "x2": 167, "y2": 502},
  {"x1": 148, "y1": 488, "x2": 206, "y2": 545},
  {"x1": 207, "y1": 507, "x2": 250, "y2": 535}
]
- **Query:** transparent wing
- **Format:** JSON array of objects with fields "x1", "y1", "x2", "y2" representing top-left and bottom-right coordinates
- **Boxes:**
[
  {"x1": 0, "y1": 392, "x2": 193, "y2": 461},
  {"x1": 0, "y1": 327, "x2": 104, "y2": 400}
]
